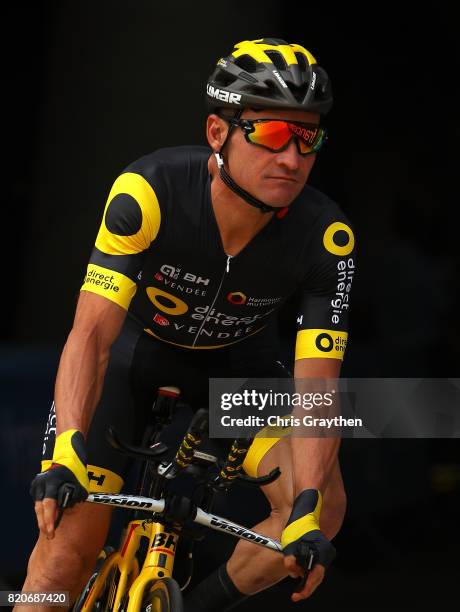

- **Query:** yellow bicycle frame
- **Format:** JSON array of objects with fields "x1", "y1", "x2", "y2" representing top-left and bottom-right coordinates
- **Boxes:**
[{"x1": 82, "y1": 518, "x2": 180, "y2": 611}]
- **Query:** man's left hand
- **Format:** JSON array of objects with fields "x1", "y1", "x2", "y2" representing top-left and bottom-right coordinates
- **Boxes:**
[{"x1": 281, "y1": 489, "x2": 336, "y2": 602}]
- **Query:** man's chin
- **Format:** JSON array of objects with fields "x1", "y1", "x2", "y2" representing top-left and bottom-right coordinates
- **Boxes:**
[{"x1": 258, "y1": 185, "x2": 301, "y2": 208}]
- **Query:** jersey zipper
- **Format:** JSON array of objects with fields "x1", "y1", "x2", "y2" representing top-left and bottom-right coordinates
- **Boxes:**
[{"x1": 192, "y1": 254, "x2": 233, "y2": 347}]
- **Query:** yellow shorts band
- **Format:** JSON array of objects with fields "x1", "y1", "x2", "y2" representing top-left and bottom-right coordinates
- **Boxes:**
[
  {"x1": 41, "y1": 460, "x2": 124, "y2": 494},
  {"x1": 243, "y1": 438, "x2": 280, "y2": 478},
  {"x1": 243, "y1": 421, "x2": 292, "y2": 477}
]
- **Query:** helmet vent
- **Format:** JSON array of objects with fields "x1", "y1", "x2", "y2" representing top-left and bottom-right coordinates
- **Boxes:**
[
  {"x1": 294, "y1": 52, "x2": 308, "y2": 72},
  {"x1": 234, "y1": 54, "x2": 259, "y2": 73},
  {"x1": 265, "y1": 50, "x2": 287, "y2": 71},
  {"x1": 216, "y1": 70, "x2": 237, "y2": 87},
  {"x1": 291, "y1": 82, "x2": 310, "y2": 104},
  {"x1": 238, "y1": 71, "x2": 258, "y2": 84},
  {"x1": 261, "y1": 80, "x2": 286, "y2": 101}
]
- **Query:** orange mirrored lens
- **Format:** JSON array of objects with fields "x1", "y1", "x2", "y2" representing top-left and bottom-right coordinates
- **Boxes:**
[
  {"x1": 248, "y1": 121, "x2": 324, "y2": 154},
  {"x1": 248, "y1": 121, "x2": 292, "y2": 149}
]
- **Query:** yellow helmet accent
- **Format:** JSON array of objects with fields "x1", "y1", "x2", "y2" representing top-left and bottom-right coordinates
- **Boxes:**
[
  {"x1": 289, "y1": 43, "x2": 317, "y2": 67},
  {"x1": 232, "y1": 40, "x2": 317, "y2": 67}
]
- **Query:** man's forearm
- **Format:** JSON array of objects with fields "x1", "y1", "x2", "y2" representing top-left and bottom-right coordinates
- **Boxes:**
[
  {"x1": 291, "y1": 436, "x2": 340, "y2": 496},
  {"x1": 292, "y1": 357, "x2": 342, "y2": 496},
  {"x1": 54, "y1": 327, "x2": 111, "y2": 436}
]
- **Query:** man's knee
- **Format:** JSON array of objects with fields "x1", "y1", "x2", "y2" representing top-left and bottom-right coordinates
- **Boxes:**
[
  {"x1": 24, "y1": 503, "x2": 112, "y2": 593},
  {"x1": 27, "y1": 536, "x2": 97, "y2": 591}
]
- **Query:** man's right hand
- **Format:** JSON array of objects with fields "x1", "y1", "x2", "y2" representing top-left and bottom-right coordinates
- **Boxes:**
[{"x1": 30, "y1": 429, "x2": 89, "y2": 539}]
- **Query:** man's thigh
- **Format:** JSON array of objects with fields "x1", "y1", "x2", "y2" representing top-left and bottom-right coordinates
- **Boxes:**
[{"x1": 30, "y1": 502, "x2": 113, "y2": 565}]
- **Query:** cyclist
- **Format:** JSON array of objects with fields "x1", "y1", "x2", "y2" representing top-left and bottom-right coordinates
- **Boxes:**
[{"x1": 21, "y1": 38, "x2": 355, "y2": 611}]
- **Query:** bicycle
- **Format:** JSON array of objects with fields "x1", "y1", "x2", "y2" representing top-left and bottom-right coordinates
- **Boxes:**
[{"x1": 71, "y1": 386, "x2": 314, "y2": 611}]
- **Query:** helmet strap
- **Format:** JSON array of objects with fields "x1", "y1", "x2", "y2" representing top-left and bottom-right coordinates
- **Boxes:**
[
  {"x1": 215, "y1": 153, "x2": 277, "y2": 214},
  {"x1": 216, "y1": 109, "x2": 278, "y2": 214}
]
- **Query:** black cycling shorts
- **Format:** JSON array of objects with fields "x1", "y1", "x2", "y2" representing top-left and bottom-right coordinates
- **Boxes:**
[{"x1": 40, "y1": 315, "x2": 291, "y2": 492}]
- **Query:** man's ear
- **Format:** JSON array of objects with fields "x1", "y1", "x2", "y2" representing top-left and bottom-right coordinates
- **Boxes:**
[{"x1": 206, "y1": 114, "x2": 229, "y2": 152}]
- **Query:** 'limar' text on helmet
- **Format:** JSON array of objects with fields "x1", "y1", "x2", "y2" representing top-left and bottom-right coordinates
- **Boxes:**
[{"x1": 207, "y1": 85, "x2": 241, "y2": 104}]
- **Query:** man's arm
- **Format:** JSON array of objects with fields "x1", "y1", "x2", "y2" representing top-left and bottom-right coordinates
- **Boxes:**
[
  {"x1": 34, "y1": 291, "x2": 126, "y2": 538},
  {"x1": 291, "y1": 356, "x2": 341, "y2": 495},
  {"x1": 54, "y1": 291, "x2": 127, "y2": 434},
  {"x1": 281, "y1": 209, "x2": 356, "y2": 600},
  {"x1": 32, "y1": 166, "x2": 162, "y2": 537},
  {"x1": 281, "y1": 357, "x2": 342, "y2": 601}
]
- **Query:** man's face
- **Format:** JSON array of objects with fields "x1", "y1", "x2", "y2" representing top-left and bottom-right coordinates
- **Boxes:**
[{"x1": 218, "y1": 108, "x2": 321, "y2": 207}]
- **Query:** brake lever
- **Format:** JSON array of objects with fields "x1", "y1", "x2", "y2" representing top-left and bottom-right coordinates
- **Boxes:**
[
  {"x1": 188, "y1": 408, "x2": 209, "y2": 435},
  {"x1": 107, "y1": 426, "x2": 170, "y2": 460},
  {"x1": 293, "y1": 541, "x2": 315, "y2": 593},
  {"x1": 54, "y1": 483, "x2": 76, "y2": 530}
]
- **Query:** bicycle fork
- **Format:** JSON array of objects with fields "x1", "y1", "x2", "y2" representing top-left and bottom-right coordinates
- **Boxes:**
[
  {"x1": 120, "y1": 519, "x2": 180, "y2": 611},
  {"x1": 82, "y1": 518, "x2": 179, "y2": 612}
]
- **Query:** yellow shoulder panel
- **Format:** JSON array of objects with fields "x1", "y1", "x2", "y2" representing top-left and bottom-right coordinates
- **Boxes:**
[{"x1": 95, "y1": 172, "x2": 161, "y2": 255}]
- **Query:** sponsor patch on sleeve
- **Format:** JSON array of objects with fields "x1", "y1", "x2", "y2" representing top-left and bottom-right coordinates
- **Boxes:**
[
  {"x1": 295, "y1": 329, "x2": 348, "y2": 361},
  {"x1": 81, "y1": 264, "x2": 137, "y2": 310}
]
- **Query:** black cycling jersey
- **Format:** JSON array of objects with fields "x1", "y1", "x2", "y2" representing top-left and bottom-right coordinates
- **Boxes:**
[{"x1": 81, "y1": 146, "x2": 355, "y2": 360}]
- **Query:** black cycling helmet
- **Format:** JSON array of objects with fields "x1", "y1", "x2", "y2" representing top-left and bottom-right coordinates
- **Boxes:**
[{"x1": 206, "y1": 37, "x2": 333, "y2": 115}]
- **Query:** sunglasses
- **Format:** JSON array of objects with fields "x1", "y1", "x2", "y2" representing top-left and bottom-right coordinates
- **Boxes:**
[{"x1": 223, "y1": 117, "x2": 327, "y2": 156}]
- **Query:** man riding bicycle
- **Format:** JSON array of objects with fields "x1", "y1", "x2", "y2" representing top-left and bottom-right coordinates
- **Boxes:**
[{"x1": 21, "y1": 38, "x2": 355, "y2": 611}]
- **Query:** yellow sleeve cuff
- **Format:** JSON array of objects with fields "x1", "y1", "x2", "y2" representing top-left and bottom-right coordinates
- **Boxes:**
[
  {"x1": 81, "y1": 264, "x2": 137, "y2": 310},
  {"x1": 295, "y1": 329, "x2": 348, "y2": 361}
]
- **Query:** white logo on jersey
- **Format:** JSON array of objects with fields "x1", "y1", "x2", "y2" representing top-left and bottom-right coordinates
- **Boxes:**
[{"x1": 160, "y1": 265, "x2": 210, "y2": 286}]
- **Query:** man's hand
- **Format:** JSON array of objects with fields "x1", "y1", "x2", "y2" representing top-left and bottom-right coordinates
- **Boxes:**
[
  {"x1": 281, "y1": 489, "x2": 336, "y2": 602},
  {"x1": 30, "y1": 429, "x2": 89, "y2": 539}
]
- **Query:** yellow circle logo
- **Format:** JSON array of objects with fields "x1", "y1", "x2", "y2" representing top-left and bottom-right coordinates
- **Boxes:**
[
  {"x1": 146, "y1": 287, "x2": 188, "y2": 315},
  {"x1": 323, "y1": 222, "x2": 355, "y2": 256},
  {"x1": 315, "y1": 332, "x2": 334, "y2": 352}
]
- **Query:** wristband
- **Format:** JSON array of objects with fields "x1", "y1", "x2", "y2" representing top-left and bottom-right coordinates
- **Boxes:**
[
  {"x1": 51, "y1": 429, "x2": 88, "y2": 489},
  {"x1": 281, "y1": 489, "x2": 322, "y2": 550}
]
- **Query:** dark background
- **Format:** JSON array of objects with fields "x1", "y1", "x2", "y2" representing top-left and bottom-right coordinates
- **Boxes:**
[{"x1": 2, "y1": 1, "x2": 459, "y2": 609}]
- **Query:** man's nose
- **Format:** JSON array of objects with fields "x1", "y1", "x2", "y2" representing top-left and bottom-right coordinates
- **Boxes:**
[{"x1": 275, "y1": 138, "x2": 301, "y2": 170}]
